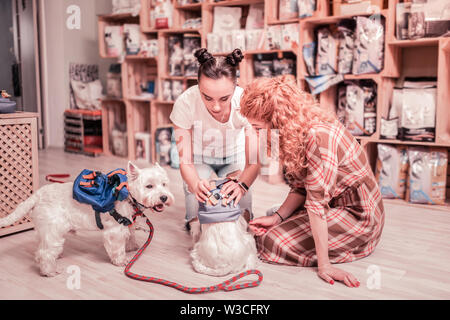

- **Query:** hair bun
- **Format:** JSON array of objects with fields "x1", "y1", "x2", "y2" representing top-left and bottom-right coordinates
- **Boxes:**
[
  {"x1": 226, "y1": 48, "x2": 244, "y2": 67},
  {"x1": 194, "y1": 48, "x2": 215, "y2": 65}
]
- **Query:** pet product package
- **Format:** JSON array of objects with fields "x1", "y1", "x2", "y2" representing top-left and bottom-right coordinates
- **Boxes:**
[
  {"x1": 123, "y1": 24, "x2": 141, "y2": 55},
  {"x1": 316, "y1": 27, "x2": 339, "y2": 75},
  {"x1": 104, "y1": 25, "x2": 124, "y2": 57},
  {"x1": 407, "y1": 147, "x2": 448, "y2": 205},
  {"x1": 182, "y1": 17, "x2": 202, "y2": 30},
  {"x1": 171, "y1": 80, "x2": 184, "y2": 101},
  {"x1": 281, "y1": 23, "x2": 300, "y2": 51},
  {"x1": 273, "y1": 54, "x2": 296, "y2": 76},
  {"x1": 106, "y1": 64, "x2": 122, "y2": 98},
  {"x1": 232, "y1": 30, "x2": 246, "y2": 51},
  {"x1": 221, "y1": 31, "x2": 234, "y2": 53},
  {"x1": 155, "y1": 127, "x2": 174, "y2": 166},
  {"x1": 246, "y1": 3, "x2": 264, "y2": 30},
  {"x1": 408, "y1": 2, "x2": 426, "y2": 40},
  {"x1": 246, "y1": 29, "x2": 265, "y2": 51},
  {"x1": 302, "y1": 42, "x2": 316, "y2": 76},
  {"x1": 380, "y1": 118, "x2": 399, "y2": 140},
  {"x1": 71, "y1": 79, "x2": 104, "y2": 110},
  {"x1": 162, "y1": 80, "x2": 173, "y2": 101},
  {"x1": 400, "y1": 81, "x2": 437, "y2": 142},
  {"x1": 140, "y1": 39, "x2": 158, "y2": 57},
  {"x1": 111, "y1": 128, "x2": 128, "y2": 157},
  {"x1": 298, "y1": 0, "x2": 316, "y2": 18},
  {"x1": 337, "y1": 19, "x2": 356, "y2": 74},
  {"x1": 112, "y1": 0, "x2": 141, "y2": 16},
  {"x1": 376, "y1": 144, "x2": 409, "y2": 199},
  {"x1": 183, "y1": 34, "x2": 201, "y2": 77},
  {"x1": 396, "y1": 2, "x2": 412, "y2": 40},
  {"x1": 168, "y1": 35, "x2": 184, "y2": 76},
  {"x1": 266, "y1": 25, "x2": 282, "y2": 50},
  {"x1": 305, "y1": 74, "x2": 344, "y2": 95},
  {"x1": 352, "y1": 15, "x2": 385, "y2": 75},
  {"x1": 338, "y1": 80, "x2": 377, "y2": 136},
  {"x1": 135, "y1": 132, "x2": 152, "y2": 163},
  {"x1": 343, "y1": 83, "x2": 365, "y2": 135},
  {"x1": 279, "y1": 0, "x2": 299, "y2": 20},
  {"x1": 154, "y1": 0, "x2": 173, "y2": 29},
  {"x1": 253, "y1": 54, "x2": 274, "y2": 78},
  {"x1": 213, "y1": 6, "x2": 242, "y2": 34},
  {"x1": 207, "y1": 33, "x2": 222, "y2": 53}
]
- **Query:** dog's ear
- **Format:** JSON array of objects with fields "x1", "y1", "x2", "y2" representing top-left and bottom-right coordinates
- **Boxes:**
[{"x1": 127, "y1": 161, "x2": 140, "y2": 180}]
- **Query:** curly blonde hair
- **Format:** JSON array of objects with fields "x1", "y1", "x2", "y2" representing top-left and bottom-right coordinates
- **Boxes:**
[{"x1": 240, "y1": 75, "x2": 337, "y2": 181}]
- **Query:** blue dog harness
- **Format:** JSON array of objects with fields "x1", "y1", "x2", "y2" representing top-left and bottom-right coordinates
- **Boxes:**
[{"x1": 197, "y1": 179, "x2": 242, "y2": 225}]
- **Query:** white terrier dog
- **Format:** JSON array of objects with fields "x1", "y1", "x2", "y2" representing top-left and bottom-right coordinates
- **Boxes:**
[
  {"x1": 189, "y1": 181, "x2": 258, "y2": 277},
  {"x1": 0, "y1": 162, "x2": 174, "y2": 277}
]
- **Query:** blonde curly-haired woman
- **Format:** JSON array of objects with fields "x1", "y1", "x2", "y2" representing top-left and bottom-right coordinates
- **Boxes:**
[{"x1": 241, "y1": 75, "x2": 385, "y2": 288}]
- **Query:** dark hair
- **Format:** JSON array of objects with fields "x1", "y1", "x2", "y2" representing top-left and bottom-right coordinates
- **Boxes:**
[{"x1": 194, "y1": 48, "x2": 244, "y2": 84}]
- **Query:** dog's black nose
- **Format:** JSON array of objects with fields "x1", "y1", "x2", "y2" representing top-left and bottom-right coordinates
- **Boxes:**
[{"x1": 160, "y1": 195, "x2": 168, "y2": 203}]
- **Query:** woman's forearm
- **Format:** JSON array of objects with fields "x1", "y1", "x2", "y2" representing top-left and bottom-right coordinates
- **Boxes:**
[
  {"x1": 180, "y1": 163, "x2": 200, "y2": 193},
  {"x1": 308, "y1": 211, "x2": 330, "y2": 267},
  {"x1": 276, "y1": 191, "x2": 306, "y2": 220},
  {"x1": 238, "y1": 163, "x2": 260, "y2": 187}
]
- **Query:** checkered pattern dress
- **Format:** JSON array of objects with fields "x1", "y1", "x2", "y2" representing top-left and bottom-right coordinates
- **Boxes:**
[{"x1": 257, "y1": 122, "x2": 385, "y2": 267}]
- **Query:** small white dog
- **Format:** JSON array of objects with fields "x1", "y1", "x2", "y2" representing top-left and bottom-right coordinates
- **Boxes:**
[
  {"x1": 189, "y1": 181, "x2": 258, "y2": 277},
  {"x1": 0, "y1": 162, "x2": 174, "y2": 277}
]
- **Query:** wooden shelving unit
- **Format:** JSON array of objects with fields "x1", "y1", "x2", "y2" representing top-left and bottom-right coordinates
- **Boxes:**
[{"x1": 97, "y1": 0, "x2": 450, "y2": 208}]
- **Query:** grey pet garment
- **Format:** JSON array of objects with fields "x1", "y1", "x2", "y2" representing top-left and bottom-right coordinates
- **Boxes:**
[{"x1": 198, "y1": 179, "x2": 242, "y2": 225}]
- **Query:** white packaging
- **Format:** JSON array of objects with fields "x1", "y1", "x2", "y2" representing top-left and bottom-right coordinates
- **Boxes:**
[
  {"x1": 104, "y1": 25, "x2": 124, "y2": 57},
  {"x1": 135, "y1": 132, "x2": 152, "y2": 163},
  {"x1": 207, "y1": 33, "x2": 222, "y2": 53},
  {"x1": 281, "y1": 23, "x2": 299, "y2": 51},
  {"x1": 213, "y1": 7, "x2": 242, "y2": 34},
  {"x1": 124, "y1": 24, "x2": 141, "y2": 55}
]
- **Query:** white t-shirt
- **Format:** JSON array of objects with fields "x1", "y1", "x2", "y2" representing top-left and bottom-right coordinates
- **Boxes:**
[{"x1": 169, "y1": 85, "x2": 250, "y2": 159}]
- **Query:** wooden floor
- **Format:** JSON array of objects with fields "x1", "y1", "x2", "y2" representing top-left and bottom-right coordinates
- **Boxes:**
[{"x1": 1, "y1": 147, "x2": 450, "y2": 299}]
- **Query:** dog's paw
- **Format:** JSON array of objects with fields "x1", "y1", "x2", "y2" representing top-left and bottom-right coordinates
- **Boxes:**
[
  {"x1": 111, "y1": 257, "x2": 129, "y2": 267},
  {"x1": 126, "y1": 242, "x2": 140, "y2": 252},
  {"x1": 40, "y1": 268, "x2": 62, "y2": 277}
]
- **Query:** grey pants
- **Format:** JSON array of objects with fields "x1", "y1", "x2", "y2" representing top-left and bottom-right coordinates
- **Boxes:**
[{"x1": 183, "y1": 156, "x2": 253, "y2": 222}]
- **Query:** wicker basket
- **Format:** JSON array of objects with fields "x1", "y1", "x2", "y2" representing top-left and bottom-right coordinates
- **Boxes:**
[{"x1": 0, "y1": 113, "x2": 39, "y2": 236}]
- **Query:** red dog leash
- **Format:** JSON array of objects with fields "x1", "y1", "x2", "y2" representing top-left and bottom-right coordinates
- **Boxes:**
[
  {"x1": 46, "y1": 174, "x2": 71, "y2": 183},
  {"x1": 125, "y1": 211, "x2": 263, "y2": 293}
]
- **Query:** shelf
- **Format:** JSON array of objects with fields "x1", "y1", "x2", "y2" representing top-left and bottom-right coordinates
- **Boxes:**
[
  {"x1": 127, "y1": 96, "x2": 155, "y2": 102},
  {"x1": 213, "y1": 49, "x2": 297, "y2": 57},
  {"x1": 158, "y1": 28, "x2": 202, "y2": 34},
  {"x1": 175, "y1": 3, "x2": 202, "y2": 11},
  {"x1": 267, "y1": 18, "x2": 299, "y2": 26},
  {"x1": 302, "y1": 9, "x2": 388, "y2": 26},
  {"x1": 369, "y1": 139, "x2": 450, "y2": 148},
  {"x1": 388, "y1": 37, "x2": 442, "y2": 48},
  {"x1": 98, "y1": 12, "x2": 139, "y2": 22},
  {"x1": 125, "y1": 55, "x2": 157, "y2": 61},
  {"x1": 206, "y1": 0, "x2": 264, "y2": 7},
  {"x1": 154, "y1": 100, "x2": 175, "y2": 105},
  {"x1": 383, "y1": 198, "x2": 450, "y2": 213},
  {"x1": 162, "y1": 76, "x2": 197, "y2": 81}
]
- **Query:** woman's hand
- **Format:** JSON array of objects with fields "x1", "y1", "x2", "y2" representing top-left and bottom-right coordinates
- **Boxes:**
[
  {"x1": 194, "y1": 179, "x2": 211, "y2": 203},
  {"x1": 318, "y1": 263, "x2": 360, "y2": 288},
  {"x1": 220, "y1": 180, "x2": 246, "y2": 206},
  {"x1": 248, "y1": 215, "x2": 281, "y2": 236}
]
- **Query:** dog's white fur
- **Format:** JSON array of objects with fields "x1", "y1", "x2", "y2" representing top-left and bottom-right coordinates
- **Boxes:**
[
  {"x1": 190, "y1": 211, "x2": 259, "y2": 277},
  {"x1": 0, "y1": 162, "x2": 174, "y2": 277}
]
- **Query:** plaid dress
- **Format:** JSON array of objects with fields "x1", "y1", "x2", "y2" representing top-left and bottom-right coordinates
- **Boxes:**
[{"x1": 257, "y1": 122, "x2": 385, "y2": 267}]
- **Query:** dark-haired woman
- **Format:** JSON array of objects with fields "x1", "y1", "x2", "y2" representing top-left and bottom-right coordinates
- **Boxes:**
[{"x1": 170, "y1": 48, "x2": 260, "y2": 238}]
